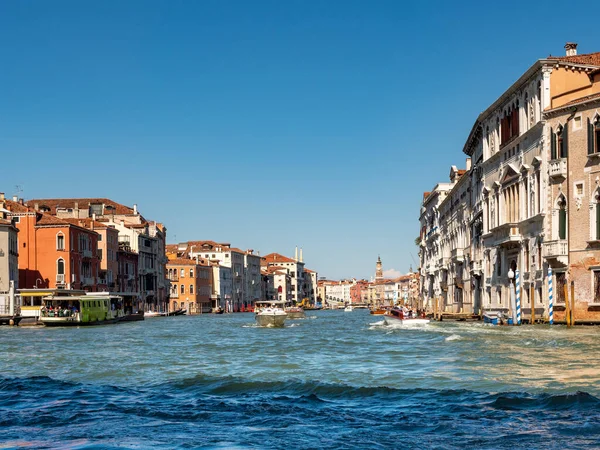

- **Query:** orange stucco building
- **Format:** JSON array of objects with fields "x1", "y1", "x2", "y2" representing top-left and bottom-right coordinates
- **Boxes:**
[
  {"x1": 5, "y1": 199, "x2": 101, "y2": 291},
  {"x1": 167, "y1": 258, "x2": 212, "y2": 313}
]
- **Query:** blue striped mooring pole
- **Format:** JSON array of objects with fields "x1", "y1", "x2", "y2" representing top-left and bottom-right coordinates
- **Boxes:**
[
  {"x1": 515, "y1": 270, "x2": 521, "y2": 325},
  {"x1": 548, "y1": 266, "x2": 554, "y2": 325}
]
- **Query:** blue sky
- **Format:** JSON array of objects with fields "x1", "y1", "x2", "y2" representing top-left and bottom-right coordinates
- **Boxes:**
[{"x1": 0, "y1": 1, "x2": 597, "y2": 280}]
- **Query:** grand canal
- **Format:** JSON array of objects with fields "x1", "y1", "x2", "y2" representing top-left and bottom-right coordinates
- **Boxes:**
[{"x1": 1, "y1": 309, "x2": 600, "y2": 449}]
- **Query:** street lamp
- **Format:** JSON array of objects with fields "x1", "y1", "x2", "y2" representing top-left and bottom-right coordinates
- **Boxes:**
[{"x1": 508, "y1": 268, "x2": 516, "y2": 325}]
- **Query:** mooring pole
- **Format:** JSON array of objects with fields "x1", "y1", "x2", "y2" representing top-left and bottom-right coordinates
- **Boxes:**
[{"x1": 564, "y1": 283, "x2": 571, "y2": 328}]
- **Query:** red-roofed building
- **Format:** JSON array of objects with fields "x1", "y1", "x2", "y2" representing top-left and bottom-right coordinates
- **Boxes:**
[
  {"x1": 166, "y1": 258, "x2": 212, "y2": 314},
  {"x1": 261, "y1": 248, "x2": 306, "y2": 303},
  {"x1": 4, "y1": 199, "x2": 101, "y2": 296},
  {"x1": 350, "y1": 280, "x2": 369, "y2": 305},
  {"x1": 18, "y1": 197, "x2": 168, "y2": 314}
]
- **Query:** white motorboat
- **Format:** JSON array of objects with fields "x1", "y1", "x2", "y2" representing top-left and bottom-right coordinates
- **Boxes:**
[
  {"x1": 344, "y1": 305, "x2": 354, "y2": 312},
  {"x1": 383, "y1": 307, "x2": 430, "y2": 326},
  {"x1": 255, "y1": 301, "x2": 288, "y2": 327}
]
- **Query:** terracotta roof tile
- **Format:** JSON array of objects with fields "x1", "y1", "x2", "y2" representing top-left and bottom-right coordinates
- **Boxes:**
[
  {"x1": 262, "y1": 253, "x2": 296, "y2": 264},
  {"x1": 35, "y1": 214, "x2": 76, "y2": 227},
  {"x1": 4, "y1": 199, "x2": 34, "y2": 213},
  {"x1": 26, "y1": 197, "x2": 138, "y2": 216},
  {"x1": 553, "y1": 51, "x2": 600, "y2": 66},
  {"x1": 167, "y1": 257, "x2": 210, "y2": 266},
  {"x1": 61, "y1": 218, "x2": 109, "y2": 229}
]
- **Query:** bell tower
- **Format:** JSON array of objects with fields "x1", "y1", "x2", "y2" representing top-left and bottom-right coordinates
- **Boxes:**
[{"x1": 376, "y1": 255, "x2": 383, "y2": 280}]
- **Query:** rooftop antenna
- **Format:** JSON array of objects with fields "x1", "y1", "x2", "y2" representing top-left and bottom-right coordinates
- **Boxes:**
[
  {"x1": 14, "y1": 184, "x2": 23, "y2": 199},
  {"x1": 409, "y1": 252, "x2": 418, "y2": 271}
]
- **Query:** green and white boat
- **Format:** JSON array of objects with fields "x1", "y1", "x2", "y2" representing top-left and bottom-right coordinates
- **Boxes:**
[{"x1": 40, "y1": 294, "x2": 124, "y2": 326}]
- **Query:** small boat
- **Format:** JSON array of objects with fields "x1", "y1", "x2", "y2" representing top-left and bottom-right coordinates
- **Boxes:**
[
  {"x1": 213, "y1": 307, "x2": 225, "y2": 314},
  {"x1": 167, "y1": 308, "x2": 187, "y2": 316},
  {"x1": 120, "y1": 311, "x2": 145, "y2": 322},
  {"x1": 483, "y1": 312, "x2": 513, "y2": 325},
  {"x1": 383, "y1": 307, "x2": 430, "y2": 326},
  {"x1": 370, "y1": 306, "x2": 390, "y2": 315},
  {"x1": 344, "y1": 305, "x2": 354, "y2": 312},
  {"x1": 285, "y1": 302, "x2": 306, "y2": 319},
  {"x1": 0, "y1": 315, "x2": 22, "y2": 326},
  {"x1": 144, "y1": 310, "x2": 166, "y2": 318},
  {"x1": 255, "y1": 300, "x2": 288, "y2": 327}
]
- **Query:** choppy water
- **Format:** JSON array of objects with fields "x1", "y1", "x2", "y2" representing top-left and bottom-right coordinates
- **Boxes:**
[{"x1": 1, "y1": 310, "x2": 600, "y2": 449}]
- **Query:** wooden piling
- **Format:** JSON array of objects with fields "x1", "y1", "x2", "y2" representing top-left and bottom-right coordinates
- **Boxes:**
[
  {"x1": 570, "y1": 281, "x2": 576, "y2": 326},
  {"x1": 530, "y1": 285, "x2": 535, "y2": 325},
  {"x1": 564, "y1": 283, "x2": 571, "y2": 328}
]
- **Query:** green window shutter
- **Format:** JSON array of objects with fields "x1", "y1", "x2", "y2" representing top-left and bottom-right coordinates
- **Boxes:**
[
  {"x1": 562, "y1": 124, "x2": 568, "y2": 158},
  {"x1": 559, "y1": 207, "x2": 567, "y2": 240},
  {"x1": 551, "y1": 127, "x2": 557, "y2": 159},
  {"x1": 589, "y1": 119, "x2": 595, "y2": 155}
]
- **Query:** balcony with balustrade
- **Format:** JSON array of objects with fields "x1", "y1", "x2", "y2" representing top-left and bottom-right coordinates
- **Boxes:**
[
  {"x1": 451, "y1": 248, "x2": 464, "y2": 262},
  {"x1": 487, "y1": 223, "x2": 521, "y2": 247},
  {"x1": 549, "y1": 159, "x2": 567, "y2": 180},
  {"x1": 543, "y1": 239, "x2": 568, "y2": 265}
]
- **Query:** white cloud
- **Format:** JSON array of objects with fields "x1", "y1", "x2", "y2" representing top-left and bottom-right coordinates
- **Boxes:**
[{"x1": 382, "y1": 269, "x2": 401, "y2": 278}]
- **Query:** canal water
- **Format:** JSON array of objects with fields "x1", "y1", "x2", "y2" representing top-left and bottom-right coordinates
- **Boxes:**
[{"x1": 1, "y1": 309, "x2": 600, "y2": 449}]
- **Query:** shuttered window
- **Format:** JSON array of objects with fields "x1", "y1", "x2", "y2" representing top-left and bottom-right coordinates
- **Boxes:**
[
  {"x1": 556, "y1": 272, "x2": 566, "y2": 303},
  {"x1": 551, "y1": 127, "x2": 557, "y2": 159},
  {"x1": 560, "y1": 125, "x2": 568, "y2": 158},
  {"x1": 589, "y1": 118, "x2": 595, "y2": 155},
  {"x1": 559, "y1": 206, "x2": 567, "y2": 240}
]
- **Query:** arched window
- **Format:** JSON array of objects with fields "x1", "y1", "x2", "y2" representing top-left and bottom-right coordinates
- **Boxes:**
[
  {"x1": 57, "y1": 258, "x2": 65, "y2": 275},
  {"x1": 557, "y1": 195, "x2": 567, "y2": 240},
  {"x1": 594, "y1": 189, "x2": 600, "y2": 240},
  {"x1": 589, "y1": 116, "x2": 600, "y2": 155},
  {"x1": 524, "y1": 93, "x2": 529, "y2": 130},
  {"x1": 56, "y1": 232, "x2": 65, "y2": 251},
  {"x1": 180, "y1": 284, "x2": 185, "y2": 294}
]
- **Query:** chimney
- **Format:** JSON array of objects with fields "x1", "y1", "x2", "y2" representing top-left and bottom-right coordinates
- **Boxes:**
[
  {"x1": 34, "y1": 203, "x2": 39, "y2": 211},
  {"x1": 466, "y1": 157, "x2": 472, "y2": 171},
  {"x1": 133, "y1": 204, "x2": 138, "y2": 214},
  {"x1": 565, "y1": 42, "x2": 578, "y2": 57},
  {"x1": 12, "y1": 196, "x2": 18, "y2": 202},
  {"x1": 74, "y1": 202, "x2": 78, "y2": 210},
  {"x1": 0, "y1": 193, "x2": 4, "y2": 200},
  {"x1": 300, "y1": 248, "x2": 303, "y2": 263},
  {"x1": 295, "y1": 246, "x2": 298, "y2": 262}
]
